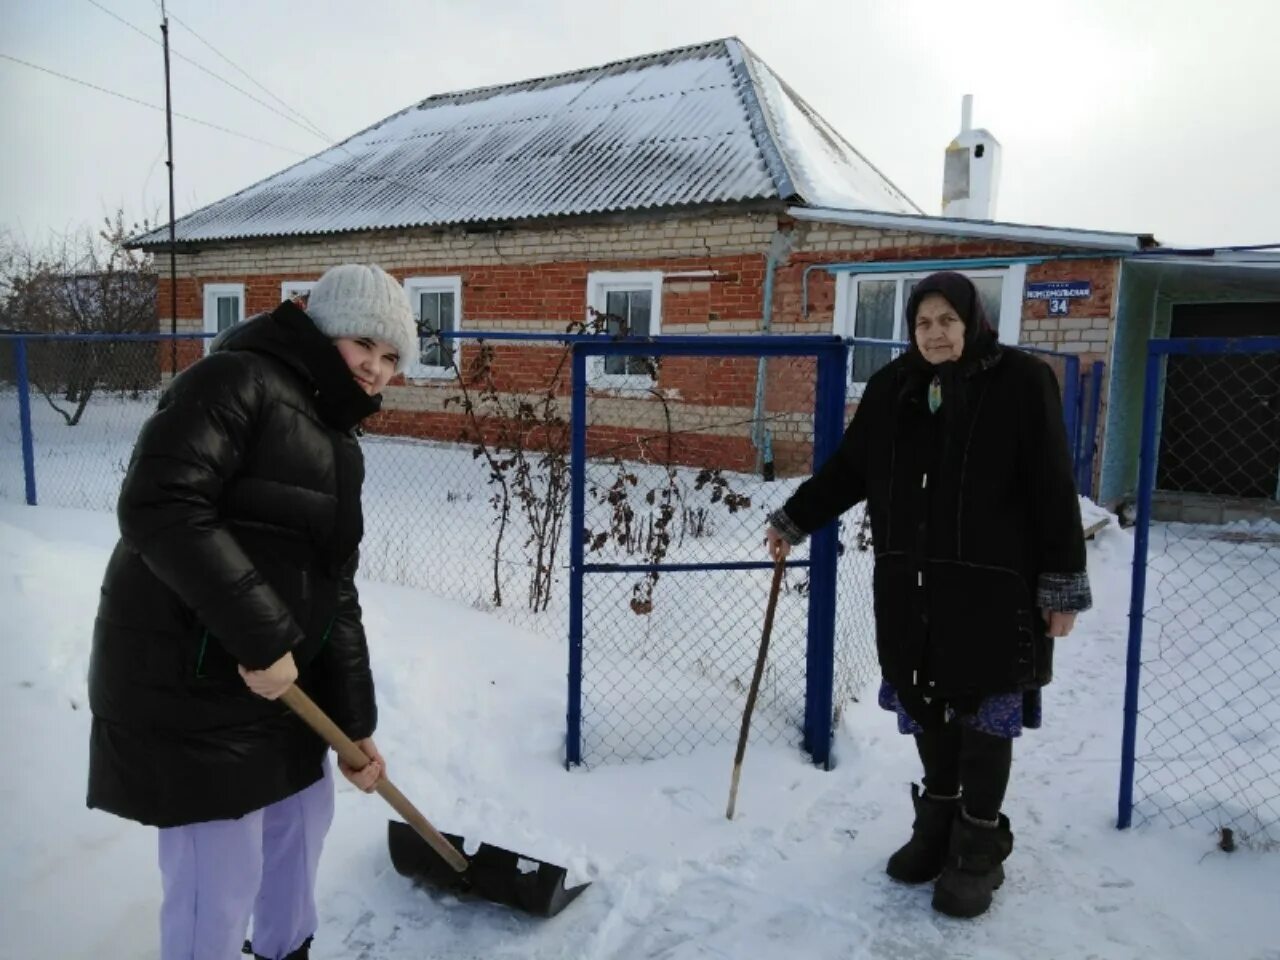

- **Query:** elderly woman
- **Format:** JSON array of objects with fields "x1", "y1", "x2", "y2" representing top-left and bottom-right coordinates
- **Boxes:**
[{"x1": 766, "y1": 271, "x2": 1090, "y2": 918}]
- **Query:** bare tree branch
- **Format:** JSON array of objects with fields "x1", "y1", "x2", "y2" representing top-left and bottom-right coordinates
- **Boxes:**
[{"x1": 1, "y1": 210, "x2": 158, "y2": 425}]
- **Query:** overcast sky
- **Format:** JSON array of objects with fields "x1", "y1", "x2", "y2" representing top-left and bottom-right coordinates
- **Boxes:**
[{"x1": 2, "y1": 0, "x2": 1278, "y2": 249}]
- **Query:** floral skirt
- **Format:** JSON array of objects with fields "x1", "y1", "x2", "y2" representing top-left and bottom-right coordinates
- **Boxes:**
[{"x1": 878, "y1": 679, "x2": 1042, "y2": 739}]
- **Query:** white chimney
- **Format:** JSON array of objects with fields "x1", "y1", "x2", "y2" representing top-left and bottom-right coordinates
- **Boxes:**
[{"x1": 942, "y1": 94, "x2": 1001, "y2": 220}]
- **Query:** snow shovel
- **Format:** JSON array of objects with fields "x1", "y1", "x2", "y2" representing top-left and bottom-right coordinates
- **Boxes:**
[
  {"x1": 280, "y1": 685, "x2": 588, "y2": 917},
  {"x1": 726, "y1": 557, "x2": 786, "y2": 820}
]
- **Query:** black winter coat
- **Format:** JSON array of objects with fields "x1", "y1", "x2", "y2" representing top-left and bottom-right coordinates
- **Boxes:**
[
  {"x1": 88, "y1": 302, "x2": 381, "y2": 827},
  {"x1": 776, "y1": 336, "x2": 1089, "y2": 722}
]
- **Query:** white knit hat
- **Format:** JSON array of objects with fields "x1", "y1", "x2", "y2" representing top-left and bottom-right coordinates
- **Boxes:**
[{"x1": 305, "y1": 264, "x2": 418, "y2": 373}]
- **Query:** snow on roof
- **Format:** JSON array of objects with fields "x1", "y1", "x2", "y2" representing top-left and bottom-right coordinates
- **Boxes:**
[
  {"x1": 133, "y1": 39, "x2": 920, "y2": 248},
  {"x1": 734, "y1": 41, "x2": 918, "y2": 216},
  {"x1": 789, "y1": 206, "x2": 1155, "y2": 252}
]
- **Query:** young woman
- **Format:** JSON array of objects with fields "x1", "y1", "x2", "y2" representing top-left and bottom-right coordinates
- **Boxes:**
[{"x1": 88, "y1": 263, "x2": 418, "y2": 959}]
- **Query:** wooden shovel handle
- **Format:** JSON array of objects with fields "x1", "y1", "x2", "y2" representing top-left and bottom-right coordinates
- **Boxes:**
[{"x1": 280, "y1": 685, "x2": 469, "y2": 873}]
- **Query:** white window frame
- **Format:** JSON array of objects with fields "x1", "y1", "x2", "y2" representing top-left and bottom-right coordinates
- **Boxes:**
[
  {"x1": 834, "y1": 265, "x2": 1026, "y2": 396},
  {"x1": 404, "y1": 276, "x2": 463, "y2": 380},
  {"x1": 202, "y1": 283, "x2": 245, "y2": 354},
  {"x1": 586, "y1": 270, "x2": 664, "y2": 390},
  {"x1": 280, "y1": 280, "x2": 316, "y2": 303}
]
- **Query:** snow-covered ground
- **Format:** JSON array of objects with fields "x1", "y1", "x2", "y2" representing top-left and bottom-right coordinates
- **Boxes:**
[
  {"x1": 1131, "y1": 519, "x2": 1280, "y2": 845},
  {"x1": 0, "y1": 390, "x2": 881, "y2": 762},
  {"x1": 2, "y1": 502, "x2": 1278, "y2": 960}
]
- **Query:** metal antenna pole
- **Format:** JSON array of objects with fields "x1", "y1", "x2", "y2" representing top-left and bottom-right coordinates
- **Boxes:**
[{"x1": 161, "y1": 0, "x2": 178, "y2": 375}]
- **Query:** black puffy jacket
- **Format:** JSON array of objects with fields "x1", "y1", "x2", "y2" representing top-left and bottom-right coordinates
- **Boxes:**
[
  {"x1": 774, "y1": 334, "x2": 1090, "y2": 722},
  {"x1": 88, "y1": 302, "x2": 381, "y2": 827}
]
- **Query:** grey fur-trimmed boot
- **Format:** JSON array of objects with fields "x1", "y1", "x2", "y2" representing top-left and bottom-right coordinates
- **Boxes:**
[
  {"x1": 932, "y1": 808, "x2": 1014, "y2": 918},
  {"x1": 885, "y1": 783, "x2": 959, "y2": 884}
]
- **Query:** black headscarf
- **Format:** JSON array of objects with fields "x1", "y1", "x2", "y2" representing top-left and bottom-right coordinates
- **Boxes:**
[
  {"x1": 899, "y1": 271, "x2": 1002, "y2": 433},
  {"x1": 903, "y1": 271, "x2": 995, "y2": 357}
]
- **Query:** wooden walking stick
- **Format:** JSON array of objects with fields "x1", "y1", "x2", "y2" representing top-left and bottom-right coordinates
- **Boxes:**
[{"x1": 726, "y1": 556, "x2": 787, "y2": 820}]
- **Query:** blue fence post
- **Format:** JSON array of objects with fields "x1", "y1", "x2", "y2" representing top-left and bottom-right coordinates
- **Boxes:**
[
  {"x1": 565, "y1": 346, "x2": 587, "y2": 768},
  {"x1": 1118, "y1": 348, "x2": 1163, "y2": 828},
  {"x1": 1060, "y1": 355, "x2": 1081, "y2": 482},
  {"x1": 15, "y1": 337, "x2": 38, "y2": 506},
  {"x1": 803, "y1": 342, "x2": 846, "y2": 769},
  {"x1": 1080, "y1": 360, "x2": 1105, "y2": 496}
]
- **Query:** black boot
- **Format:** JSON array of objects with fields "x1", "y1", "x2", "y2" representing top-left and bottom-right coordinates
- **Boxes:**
[
  {"x1": 245, "y1": 935, "x2": 312, "y2": 959},
  {"x1": 886, "y1": 783, "x2": 958, "y2": 884},
  {"x1": 932, "y1": 809, "x2": 1014, "y2": 918}
]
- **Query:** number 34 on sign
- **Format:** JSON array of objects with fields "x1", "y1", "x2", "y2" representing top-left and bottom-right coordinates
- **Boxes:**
[{"x1": 1025, "y1": 280, "x2": 1092, "y2": 318}]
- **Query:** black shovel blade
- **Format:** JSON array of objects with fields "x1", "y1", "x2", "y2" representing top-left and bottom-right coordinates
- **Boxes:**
[{"x1": 387, "y1": 820, "x2": 590, "y2": 918}]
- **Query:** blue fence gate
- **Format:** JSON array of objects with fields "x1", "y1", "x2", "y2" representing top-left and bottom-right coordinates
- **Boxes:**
[
  {"x1": 1120, "y1": 336, "x2": 1280, "y2": 848},
  {"x1": 566, "y1": 335, "x2": 848, "y2": 767}
]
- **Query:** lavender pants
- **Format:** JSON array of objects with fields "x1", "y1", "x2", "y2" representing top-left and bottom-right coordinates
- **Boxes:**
[{"x1": 158, "y1": 759, "x2": 335, "y2": 960}]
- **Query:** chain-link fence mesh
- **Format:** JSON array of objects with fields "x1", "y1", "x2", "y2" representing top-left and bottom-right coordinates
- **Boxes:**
[
  {"x1": 3, "y1": 332, "x2": 1098, "y2": 769},
  {"x1": 580, "y1": 565, "x2": 810, "y2": 762},
  {"x1": 1124, "y1": 343, "x2": 1280, "y2": 849},
  {"x1": 576, "y1": 349, "x2": 830, "y2": 763},
  {"x1": 833, "y1": 501, "x2": 879, "y2": 716},
  {"x1": 357, "y1": 334, "x2": 582, "y2": 643},
  {"x1": 0, "y1": 335, "x2": 862, "y2": 763},
  {"x1": 0, "y1": 338, "x2": 173, "y2": 509},
  {"x1": 355, "y1": 431, "x2": 570, "y2": 631}
]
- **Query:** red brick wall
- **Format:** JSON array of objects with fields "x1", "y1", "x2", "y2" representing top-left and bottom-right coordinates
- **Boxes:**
[
  {"x1": 1020, "y1": 259, "x2": 1119, "y2": 361},
  {"x1": 161, "y1": 257, "x2": 766, "y2": 328},
  {"x1": 1024, "y1": 258, "x2": 1118, "y2": 321},
  {"x1": 159, "y1": 224, "x2": 1122, "y2": 479},
  {"x1": 159, "y1": 252, "x2": 785, "y2": 473}
]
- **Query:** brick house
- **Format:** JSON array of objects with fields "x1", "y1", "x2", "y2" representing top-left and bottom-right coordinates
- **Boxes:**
[{"x1": 132, "y1": 38, "x2": 1168, "y2": 493}]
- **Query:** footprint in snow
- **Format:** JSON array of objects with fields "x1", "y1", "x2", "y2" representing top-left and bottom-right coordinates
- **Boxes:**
[
  {"x1": 784, "y1": 791, "x2": 878, "y2": 846},
  {"x1": 661, "y1": 786, "x2": 711, "y2": 814},
  {"x1": 1097, "y1": 866, "x2": 1134, "y2": 889}
]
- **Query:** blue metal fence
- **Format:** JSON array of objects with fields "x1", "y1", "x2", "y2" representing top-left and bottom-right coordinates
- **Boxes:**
[
  {"x1": 2, "y1": 328, "x2": 1104, "y2": 772},
  {"x1": 1119, "y1": 336, "x2": 1280, "y2": 847},
  {"x1": 13, "y1": 338, "x2": 36, "y2": 506},
  {"x1": 566, "y1": 336, "x2": 848, "y2": 767},
  {"x1": 2, "y1": 332, "x2": 207, "y2": 506}
]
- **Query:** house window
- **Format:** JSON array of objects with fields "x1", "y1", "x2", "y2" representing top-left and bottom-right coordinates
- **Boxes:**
[
  {"x1": 587, "y1": 271, "x2": 663, "y2": 387},
  {"x1": 281, "y1": 280, "x2": 316, "y2": 305},
  {"x1": 404, "y1": 276, "x2": 462, "y2": 379},
  {"x1": 835, "y1": 265, "x2": 1026, "y2": 391},
  {"x1": 202, "y1": 283, "x2": 244, "y2": 353}
]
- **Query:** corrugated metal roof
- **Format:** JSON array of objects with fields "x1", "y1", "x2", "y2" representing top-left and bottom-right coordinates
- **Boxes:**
[{"x1": 134, "y1": 39, "x2": 920, "y2": 248}]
